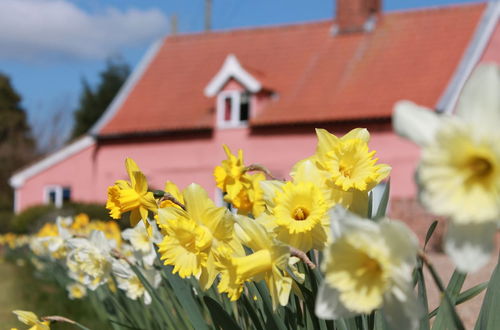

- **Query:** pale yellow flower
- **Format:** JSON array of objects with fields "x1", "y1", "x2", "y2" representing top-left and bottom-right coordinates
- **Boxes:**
[
  {"x1": 393, "y1": 64, "x2": 500, "y2": 272},
  {"x1": 316, "y1": 207, "x2": 420, "y2": 330},
  {"x1": 66, "y1": 282, "x2": 87, "y2": 300}
]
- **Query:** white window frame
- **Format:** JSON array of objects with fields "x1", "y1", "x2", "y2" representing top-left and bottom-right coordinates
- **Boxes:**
[
  {"x1": 216, "y1": 90, "x2": 249, "y2": 129},
  {"x1": 43, "y1": 185, "x2": 71, "y2": 208}
]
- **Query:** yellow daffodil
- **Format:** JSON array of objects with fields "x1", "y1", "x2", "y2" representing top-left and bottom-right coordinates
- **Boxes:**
[
  {"x1": 292, "y1": 129, "x2": 390, "y2": 217},
  {"x1": 214, "y1": 145, "x2": 265, "y2": 215},
  {"x1": 157, "y1": 183, "x2": 243, "y2": 290},
  {"x1": 316, "y1": 206, "x2": 420, "y2": 330},
  {"x1": 258, "y1": 179, "x2": 330, "y2": 252},
  {"x1": 228, "y1": 216, "x2": 291, "y2": 309},
  {"x1": 12, "y1": 310, "x2": 50, "y2": 330},
  {"x1": 106, "y1": 158, "x2": 157, "y2": 228},
  {"x1": 393, "y1": 64, "x2": 500, "y2": 272}
]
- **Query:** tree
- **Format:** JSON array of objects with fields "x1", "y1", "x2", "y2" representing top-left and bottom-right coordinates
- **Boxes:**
[
  {"x1": 71, "y1": 58, "x2": 130, "y2": 138},
  {"x1": 0, "y1": 73, "x2": 36, "y2": 210}
]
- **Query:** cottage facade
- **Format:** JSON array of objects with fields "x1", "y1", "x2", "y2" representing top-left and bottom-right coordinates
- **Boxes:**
[{"x1": 10, "y1": 1, "x2": 500, "y2": 215}]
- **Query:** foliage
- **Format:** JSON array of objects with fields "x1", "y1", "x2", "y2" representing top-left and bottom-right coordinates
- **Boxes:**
[
  {"x1": 71, "y1": 58, "x2": 130, "y2": 139},
  {"x1": 0, "y1": 73, "x2": 36, "y2": 211},
  {"x1": 10, "y1": 203, "x2": 110, "y2": 234}
]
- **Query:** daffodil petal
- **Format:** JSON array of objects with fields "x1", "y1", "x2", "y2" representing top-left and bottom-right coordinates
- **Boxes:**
[
  {"x1": 341, "y1": 128, "x2": 370, "y2": 142},
  {"x1": 382, "y1": 287, "x2": 421, "y2": 330},
  {"x1": 456, "y1": 64, "x2": 500, "y2": 130},
  {"x1": 444, "y1": 221, "x2": 496, "y2": 273},
  {"x1": 393, "y1": 100, "x2": 441, "y2": 147},
  {"x1": 315, "y1": 282, "x2": 356, "y2": 320}
]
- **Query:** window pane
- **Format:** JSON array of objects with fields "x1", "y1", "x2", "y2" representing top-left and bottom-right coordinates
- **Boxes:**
[
  {"x1": 63, "y1": 187, "x2": 71, "y2": 202},
  {"x1": 239, "y1": 93, "x2": 249, "y2": 122},
  {"x1": 48, "y1": 190, "x2": 56, "y2": 204},
  {"x1": 224, "y1": 97, "x2": 232, "y2": 121}
]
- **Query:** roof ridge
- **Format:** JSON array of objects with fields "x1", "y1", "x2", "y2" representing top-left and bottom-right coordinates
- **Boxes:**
[
  {"x1": 165, "y1": 1, "x2": 486, "y2": 42},
  {"x1": 385, "y1": 1, "x2": 485, "y2": 16}
]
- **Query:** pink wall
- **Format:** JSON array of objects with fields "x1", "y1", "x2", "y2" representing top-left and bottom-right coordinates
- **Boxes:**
[{"x1": 16, "y1": 125, "x2": 420, "y2": 212}]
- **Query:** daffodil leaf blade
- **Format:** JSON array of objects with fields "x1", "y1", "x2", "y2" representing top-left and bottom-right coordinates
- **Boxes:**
[
  {"x1": 475, "y1": 254, "x2": 500, "y2": 330},
  {"x1": 160, "y1": 265, "x2": 209, "y2": 330},
  {"x1": 374, "y1": 180, "x2": 390, "y2": 219},
  {"x1": 424, "y1": 220, "x2": 438, "y2": 251},
  {"x1": 433, "y1": 269, "x2": 466, "y2": 329},
  {"x1": 203, "y1": 296, "x2": 242, "y2": 330}
]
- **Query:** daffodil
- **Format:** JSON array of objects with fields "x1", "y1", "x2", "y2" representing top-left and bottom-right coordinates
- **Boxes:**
[
  {"x1": 66, "y1": 283, "x2": 87, "y2": 300},
  {"x1": 122, "y1": 220, "x2": 158, "y2": 267},
  {"x1": 214, "y1": 145, "x2": 266, "y2": 215},
  {"x1": 258, "y1": 178, "x2": 330, "y2": 252},
  {"x1": 106, "y1": 158, "x2": 157, "y2": 228},
  {"x1": 156, "y1": 183, "x2": 243, "y2": 290},
  {"x1": 229, "y1": 216, "x2": 292, "y2": 309},
  {"x1": 393, "y1": 64, "x2": 500, "y2": 272},
  {"x1": 66, "y1": 231, "x2": 114, "y2": 290},
  {"x1": 12, "y1": 310, "x2": 50, "y2": 330},
  {"x1": 292, "y1": 129, "x2": 391, "y2": 216},
  {"x1": 316, "y1": 206, "x2": 420, "y2": 330},
  {"x1": 112, "y1": 259, "x2": 161, "y2": 305}
]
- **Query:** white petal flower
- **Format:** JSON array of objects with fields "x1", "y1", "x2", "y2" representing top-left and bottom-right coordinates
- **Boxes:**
[
  {"x1": 392, "y1": 64, "x2": 500, "y2": 272},
  {"x1": 316, "y1": 206, "x2": 420, "y2": 330}
]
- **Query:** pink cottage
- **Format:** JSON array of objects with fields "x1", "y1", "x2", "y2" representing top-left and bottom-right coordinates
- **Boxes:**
[{"x1": 9, "y1": 1, "x2": 500, "y2": 224}]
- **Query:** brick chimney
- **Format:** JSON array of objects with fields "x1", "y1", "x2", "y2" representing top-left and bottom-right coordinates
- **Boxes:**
[{"x1": 336, "y1": 0, "x2": 381, "y2": 34}]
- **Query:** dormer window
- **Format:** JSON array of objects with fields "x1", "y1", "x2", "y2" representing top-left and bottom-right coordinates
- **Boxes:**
[{"x1": 217, "y1": 91, "x2": 250, "y2": 128}]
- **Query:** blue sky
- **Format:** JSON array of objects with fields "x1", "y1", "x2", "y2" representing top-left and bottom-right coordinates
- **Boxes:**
[{"x1": 0, "y1": 0, "x2": 484, "y2": 148}]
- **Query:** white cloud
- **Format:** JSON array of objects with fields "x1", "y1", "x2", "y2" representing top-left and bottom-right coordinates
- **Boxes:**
[{"x1": 0, "y1": 0, "x2": 168, "y2": 61}]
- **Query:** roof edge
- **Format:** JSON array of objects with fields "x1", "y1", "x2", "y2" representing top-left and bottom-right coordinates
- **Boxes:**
[
  {"x1": 204, "y1": 54, "x2": 262, "y2": 97},
  {"x1": 436, "y1": 1, "x2": 500, "y2": 113},
  {"x1": 9, "y1": 136, "x2": 95, "y2": 189},
  {"x1": 89, "y1": 38, "x2": 164, "y2": 135}
]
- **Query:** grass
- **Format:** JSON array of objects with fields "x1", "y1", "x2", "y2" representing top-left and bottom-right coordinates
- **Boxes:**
[{"x1": 0, "y1": 256, "x2": 105, "y2": 329}]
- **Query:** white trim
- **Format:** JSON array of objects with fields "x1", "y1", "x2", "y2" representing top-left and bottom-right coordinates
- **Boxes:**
[
  {"x1": 9, "y1": 136, "x2": 95, "y2": 189},
  {"x1": 216, "y1": 90, "x2": 249, "y2": 129},
  {"x1": 436, "y1": 1, "x2": 500, "y2": 113},
  {"x1": 44, "y1": 185, "x2": 63, "y2": 208},
  {"x1": 204, "y1": 54, "x2": 262, "y2": 97},
  {"x1": 89, "y1": 38, "x2": 164, "y2": 135}
]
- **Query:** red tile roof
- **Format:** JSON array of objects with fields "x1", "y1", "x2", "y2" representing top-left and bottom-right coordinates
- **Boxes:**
[{"x1": 98, "y1": 3, "x2": 485, "y2": 136}]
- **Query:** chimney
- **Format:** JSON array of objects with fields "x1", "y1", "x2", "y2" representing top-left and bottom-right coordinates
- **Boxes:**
[{"x1": 336, "y1": 0, "x2": 381, "y2": 34}]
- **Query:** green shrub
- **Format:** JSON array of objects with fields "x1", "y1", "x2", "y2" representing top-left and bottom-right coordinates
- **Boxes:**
[{"x1": 9, "y1": 202, "x2": 113, "y2": 233}]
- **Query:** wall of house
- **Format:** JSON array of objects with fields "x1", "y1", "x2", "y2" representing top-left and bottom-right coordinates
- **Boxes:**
[
  {"x1": 17, "y1": 144, "x2": 98, "y2": 211},
  {"x1": 15, "y1": 125, "x2": 420, "y2": 212}
]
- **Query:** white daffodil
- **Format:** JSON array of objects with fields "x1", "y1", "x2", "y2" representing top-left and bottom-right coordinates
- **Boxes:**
[
  {"x1": 316, "y1": 206, "x2": 420, "y2": 330},
  {"x1": 122, "y1": 220, "x2": 159, "y2": 267},
  {"x1": 66, "y1": 282, "x2": 87, "y2": 300},
  {"x1": 112, "y1": 259, "x2": 161, "y2": 305},
  {"x1": 393, "y1": 64, "x2": 500, "y2": 273},
  {"x1": 66, "y1": 230, "x2": 115, "y2": 290}
]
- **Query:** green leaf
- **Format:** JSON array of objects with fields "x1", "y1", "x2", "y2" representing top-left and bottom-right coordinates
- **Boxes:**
[
  {"x1": 475, "y1": 254, "x2": 500, "y2": 330},
  {"x1": 415, "y1": 258, "x2": 430, "y2": 330},
  {"x1": 426, "y1": 265, "x2": 465, "y2": 330},
  {"x1": 162, "y1": 265, "x2": 209, "y2": 330},
  {"x1": 204, "y1": 296, "x2": 242, "y2": 330},
  {"x1": 375, "y1": 180, "x2": 390, "y2": 219},
  {"x1": 367, "y1": 191, "x2": 373, "y2": 220},
  {"x1": 429, "y1": 281, "x2": 488, "y2": 318},
  {"x1": 424, "y1": 220, "x2": 438, "y2": 251},
  {"x1": 374, "y1": 311, "x2": 390, "y2": 330}
]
